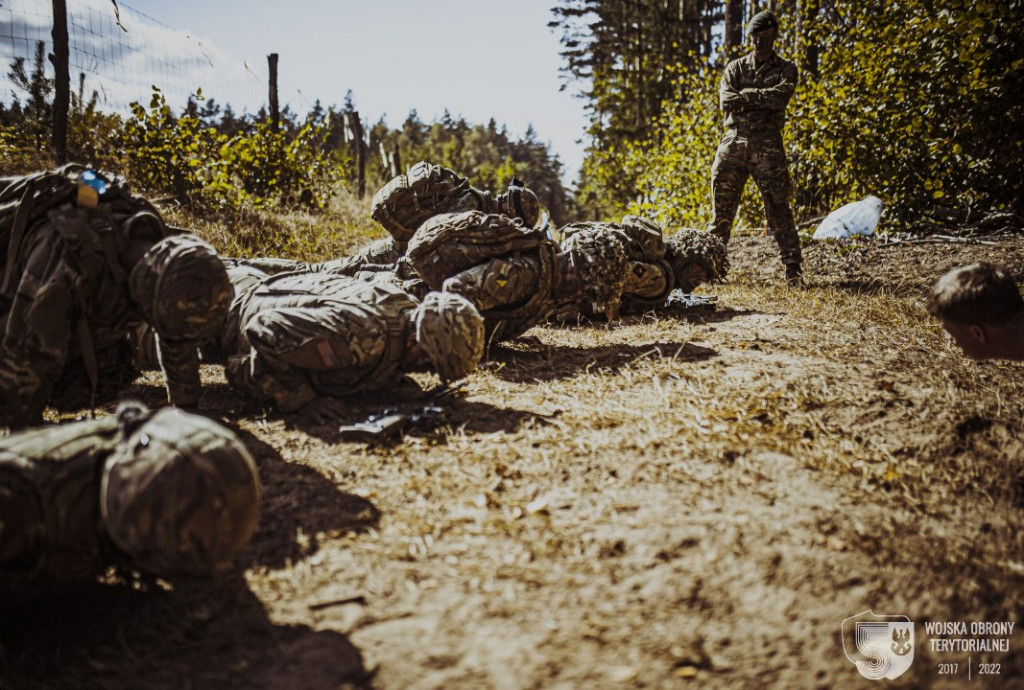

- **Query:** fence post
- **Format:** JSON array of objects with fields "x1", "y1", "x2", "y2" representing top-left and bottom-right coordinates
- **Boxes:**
[
  {"x1": 50, "y1": 0, "x2": 70, "y2": 163},
  {"x1": 348, "y1": 110, "x2": 365, "y2": 198},
  {"x1": 267, "y1": 53, "x2": 279, "y2": 133}
]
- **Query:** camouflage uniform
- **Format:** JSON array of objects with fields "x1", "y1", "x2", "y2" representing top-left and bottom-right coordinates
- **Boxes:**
[
  {"x1": 231, "y1": 237, "x2": 404, "y2": 278},
  {"x1": 0, "y1": 401, "x2": 260, "y2": 603},
  {"x1": 710, "y1": 48, "x2": 802, "y2": 267},
  {"x1": 212, "y1": 270, "x2": 481, "y2": 412},
  {"x1": 0, "y1": 166, "x2": 233, "y2": 430},
  {"x1": 560, "y1": 216, "x2": 671, "y2": 315},
  {"x1": 406, "y1": 211, "x2": 560, "y2": 342},
  {"x1": 372, "y1": 161, "x2": 540, "y2": 249}
]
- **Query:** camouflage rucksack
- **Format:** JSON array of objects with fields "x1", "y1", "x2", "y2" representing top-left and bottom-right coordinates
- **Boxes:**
[
  {"x1": 370, "y1": 162, "x2": 472, "y2": 245},
  {"x1": 406, "y1": 211, "x2": 548, "y2": 290},
  {"x1": 560, "y1": 215, "x2": 666, "y2": 263}
]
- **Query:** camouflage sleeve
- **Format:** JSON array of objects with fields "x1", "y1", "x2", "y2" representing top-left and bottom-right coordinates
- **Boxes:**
[
  {"x1": 742, "y1": 61, "x2": 797, "y2": 111},
  {"x1": 155, "y1": 336, "x2": 202, "y2": 407},
  {"x1": 0, "y1": 246, "x2": 76, "y2": 428},
  {"x1": 234, "y1": 257, "x2": 311, "y2": 275},
  {"x1": 719, "y1": 61, "x2": 747, "y2": 112},
  {"x1": 442, "y1": 254, "x2": 541, "y2": 312}
]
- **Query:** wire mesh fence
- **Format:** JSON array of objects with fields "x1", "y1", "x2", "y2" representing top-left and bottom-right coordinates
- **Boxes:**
[{"x1": 0, "y1": 0, "x2": 309, "y2": 117}]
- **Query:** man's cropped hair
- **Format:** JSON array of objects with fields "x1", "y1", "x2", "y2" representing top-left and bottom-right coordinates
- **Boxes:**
[{"x1": 927, "y1": 262, "x2": 1023, "y2": 326}]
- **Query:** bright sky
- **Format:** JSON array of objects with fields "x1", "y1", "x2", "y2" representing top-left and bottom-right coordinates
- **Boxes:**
[{"x1": 115, "y1": 0, "x2": 591, "y2": 183}]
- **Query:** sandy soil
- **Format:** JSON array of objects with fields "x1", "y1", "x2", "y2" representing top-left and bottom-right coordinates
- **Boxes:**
[{"x1": 2, "y1": 230, "x2": 1022, "y2": 689}]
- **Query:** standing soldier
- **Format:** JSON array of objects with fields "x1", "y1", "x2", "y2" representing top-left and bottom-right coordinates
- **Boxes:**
[
  {"x1": 0, "y1": 166, "x2": 233, "y2": 430},
  {"x1": 710, "y1": 10, "x2": 803, "y2": 284},
  {"x1": 0, "y1": 401, "x2": 261, "y2": 603}
]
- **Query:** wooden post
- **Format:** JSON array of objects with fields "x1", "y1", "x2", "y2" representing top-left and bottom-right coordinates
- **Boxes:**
[
  {"x1": 347, "y1": 110, "x2": 365, "y2": 198},
  {"x1": 267, "y1": 53, "x2": 279, "y2": 132},
  {"x1": 50, "y1": 0, "x2": 70, "y2": 163}
]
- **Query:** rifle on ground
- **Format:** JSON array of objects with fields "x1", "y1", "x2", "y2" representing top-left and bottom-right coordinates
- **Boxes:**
[
  {"x1": 337, "y1": 379, "x2": 463, "y2": 445},
  {"x1": 664, "y1": 291, "x2": 719, "y2": 309}
]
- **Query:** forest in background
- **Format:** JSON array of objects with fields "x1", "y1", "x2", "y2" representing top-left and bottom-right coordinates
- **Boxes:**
[
  {"x1": 551, "y1": 0, "x2": 1023, "y2": 230},
  {"x1": 2, "y1": 1, "x2": 1022, "y2": 235}
]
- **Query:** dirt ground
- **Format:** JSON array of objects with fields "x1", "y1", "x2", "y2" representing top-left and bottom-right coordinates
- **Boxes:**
[{"x1": 2, "y1": 229, "x2": 1023, "y2": 689}]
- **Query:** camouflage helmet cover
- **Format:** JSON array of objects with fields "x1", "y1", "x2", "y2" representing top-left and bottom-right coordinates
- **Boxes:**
[
  {"x1": 100, "y1": 404, "x2": 261, "y2": 576},
  {"x1": 498, "y1": 179, "x2": 540, "y2": 228},
  {"x1": 128, "y1": 234, "x2": 233, "y2": 341},
  {"x1": 665, "y1": 228, "x2": 729, "y2": 287},
  {"x1": 413, "y1": 291, "x2": 485, "y2": 382},
  {"x1": 560, "y1": 227, "x2": 629, "y2": 309}
]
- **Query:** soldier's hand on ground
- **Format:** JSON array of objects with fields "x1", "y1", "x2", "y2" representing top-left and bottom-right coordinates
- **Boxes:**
[{"x1": 300, "y1": 396, "x2": 351, "y2": 425}]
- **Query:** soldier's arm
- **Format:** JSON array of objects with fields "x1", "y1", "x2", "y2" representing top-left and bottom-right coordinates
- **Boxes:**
[
  {"x1": 233, "y1": 257, "x2": 311, "y2": 275},
  {"x1": 155, "y1": 337, "x2": 202, "y2": 407},
  {"x1": 719, "y1": 62, "x2": 748, "y2": 112},
  {"x1": 740, "y1": 62, "x2": 798, "y2": 110},
  {"x1": 442, "y1": 254, "x2": 542, "y2": 312}
]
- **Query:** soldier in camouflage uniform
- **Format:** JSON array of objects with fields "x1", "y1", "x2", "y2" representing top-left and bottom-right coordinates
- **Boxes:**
[
  {"x1": 0, "y1": 166, "x2": 233, "y2": 430},
  {"x1": 556, "y1": 217, "x2": 728, "y2": 319},
  {"x1": 133, "y1": 265, "x2": 484, "y2": 421},
  {"x1": 710, "y1": 10, "x2": 803, "y2": 284},
  {"x1": 404, "y1": 210, "x2": 628, "y2": 340},
  {"x1": 0, "y1": 401, "x2": 260, "y2": 603}
]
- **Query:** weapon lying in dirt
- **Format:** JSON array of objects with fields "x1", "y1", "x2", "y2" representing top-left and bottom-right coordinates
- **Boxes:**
[
  {"x1": 338, "y1": 379, "x2": 463, "y2": 445},
  {"x1": 664, "y1": 291, "x2": 719, "y2": 309}
]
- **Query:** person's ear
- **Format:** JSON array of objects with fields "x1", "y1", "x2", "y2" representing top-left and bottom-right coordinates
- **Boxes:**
[{"x1": 969, "y1": 324, "x2": 987, "y2": 344}]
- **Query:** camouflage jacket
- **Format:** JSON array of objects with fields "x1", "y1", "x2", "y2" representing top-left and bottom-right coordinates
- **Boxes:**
[
  {"x1": 405, "y1": 211, "x2": 558, "y2": 342},
  {"x1": 0, "y1": 169, "x2": 211, "y2": 429},
  {"x1": 223, "y1": 272, "x2": 418, "y2": 411},
  {"x1": 0, "y1": 415, "x2": 122, "y2": 601},
  {"x1": 230, "y1": 236, "x2": 405, "y2": 279},
  {"x1": 719, "y1": 51, "x2": 798, "y2": 135}
]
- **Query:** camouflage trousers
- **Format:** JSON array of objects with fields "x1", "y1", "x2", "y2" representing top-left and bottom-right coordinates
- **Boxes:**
[{"x1": 709, "y1": 130, "x2": 802, "y2": 266}]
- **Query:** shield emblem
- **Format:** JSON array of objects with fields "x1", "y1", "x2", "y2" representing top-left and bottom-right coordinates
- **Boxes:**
[{"x1": 842, "y1": 610, "x2": 915, "y2": 680}]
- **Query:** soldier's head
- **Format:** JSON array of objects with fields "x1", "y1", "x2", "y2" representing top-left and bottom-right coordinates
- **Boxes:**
[
  {"x1": 665, "y1": 228, "x2": 730, "y2": 292},
  {"x1": 927, "y1": 262, "x2": 1024, "y2": 360},
  {"x1": 747, "y1": 10, "x2": 779, "y2": 60},
  {"x1": 128, "y1": 234, "x2": 233, "y2": 343},
  {"x1": 558, "y1": 228, "x2": 629, "y2": 311},
  {"x1": 101, "y1": 402, "x2": 260, "y2": 576},
  {"x1": 498, "y1": 178, "x2": 541, "y2": 228},
  {"x1": 411, "y1": 292, "x2": 485, "y2": 381}
]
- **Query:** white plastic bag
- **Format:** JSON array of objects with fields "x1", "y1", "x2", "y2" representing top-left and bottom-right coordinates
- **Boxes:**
[{"x1": 812, "y1": 195, "x2": 884, "y2": 240}]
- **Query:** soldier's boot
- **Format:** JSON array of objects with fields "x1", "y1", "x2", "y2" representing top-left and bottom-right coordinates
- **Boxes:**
[{"x1": 785, "y1": 263, "x2": 804, "y2": 287}]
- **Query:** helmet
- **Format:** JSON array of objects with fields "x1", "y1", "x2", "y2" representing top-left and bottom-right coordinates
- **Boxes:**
[
  {"x1": 128, "y1": 234, "x2": 233, "y2": 342},
  {"x1": 560, "y1": 228, "x2": 629, "y2": 310},
  {"x1": 665, "y1": 228, "x2": 729, "y2": 289},
  {"x1": 413, "y1": 291, "x2": 485, "y2": 382},
  {"x1": 498, "y1": 180, "x2": 540, "y2": 228},
  {"x1": 101, "y1": 404, "x2": 261, "y2": 576}
]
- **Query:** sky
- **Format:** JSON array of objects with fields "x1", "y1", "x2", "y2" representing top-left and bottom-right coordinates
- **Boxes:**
[{"x1": 1, "y1": 0, "x2": 592, "y2": 183}]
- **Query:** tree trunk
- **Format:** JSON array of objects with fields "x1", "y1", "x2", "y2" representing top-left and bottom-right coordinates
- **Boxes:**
[{"x1": 724, "y1": 0, "x2": 744, "y2": 57}]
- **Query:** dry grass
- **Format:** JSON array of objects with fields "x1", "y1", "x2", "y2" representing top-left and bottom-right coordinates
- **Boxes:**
[{"x1": 3, "y1": 222, "x2": 1023, "y2": 689}]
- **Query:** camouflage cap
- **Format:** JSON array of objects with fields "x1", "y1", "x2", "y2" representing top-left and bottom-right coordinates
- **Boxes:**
[
  {"x1": 560, "y1": 227, "x2": 629, "y2": 310},
  {"x1": 499, "y1": 183, "x2": 541, "y2": 228},
  {"x1": 100, "y1": 405, "x2": 260, "y2": 576},
  {"x1": 413, "y1": 291, "x2": 485, "y2": 382},
  {"x1": 128, "y1": 234, "x2": 234, "y2": 342},
  {"x1": 665, "y1": 228, "x2": 730, "y2": 287}
]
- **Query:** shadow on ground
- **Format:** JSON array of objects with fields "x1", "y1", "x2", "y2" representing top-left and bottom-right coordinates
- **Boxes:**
[{"x1": 0, "y1": 575, "x2": 369, "y2": 690}]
